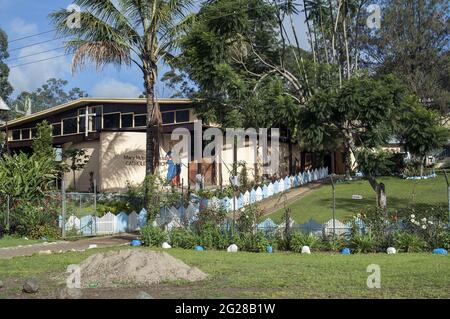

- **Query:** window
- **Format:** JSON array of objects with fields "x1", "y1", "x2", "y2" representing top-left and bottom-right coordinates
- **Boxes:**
[
  {"x1": 31, "y1": 128, "x2": 37, "y2": 138},
  {"x1": 52, "y1": 123, "x2": 61, "y2": 136},
  {"x1": 103, "y1": 113, "x2": 120, "y2": 129},
  {"x1": 121, "y1": 114, "x2": 133, "y2": 128},
  {"x1": 63, "y1": 118, "x2": 77, "y2": 135},
  {"x1": 134, "y1": 114, "x2": 146, "y2": 127},
  {"x1": 21, "y1": 129, "x2": 31, "y2": 140},
  {"x1": 79, "y1": 117, "x2": 86, "y2": 133},
  {"x1": 91, "y1": 106, "x2": 103, "y2": 130},
  {"x1": 162, "y1": 111, "x2": 175, "y2": 124},
  {"x1": 176, "y1": 110, "x2": 190, "y2": 123},
  {"x1": 12, "y1": 130, "x2": 20, "y2": 140}
]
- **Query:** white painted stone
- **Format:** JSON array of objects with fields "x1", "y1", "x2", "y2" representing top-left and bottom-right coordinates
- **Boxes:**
[
  {"x1": 162, "y1": 242, "x2": 172, "y2": 249},
  {"x1": 301, "y1": 246, "x2": 311, "y2": 254},
  {"x1": 227, "y1": 244, "x2": 238, "y2": 253},
  {"x1": 38, "y1": 250, "x2": 52, "y2": 255},
  {"x1": 387, "y1": 247, "x2": 397, "y2": 254},
  {"x1": 88, "y1": 244, "x2": 98, "y2": 249}
]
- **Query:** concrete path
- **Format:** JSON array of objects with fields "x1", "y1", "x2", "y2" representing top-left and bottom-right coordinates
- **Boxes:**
[
  {"x1": 258, "y1": 181, "x2": 326, "y2": 216},
  {"x1": 0, "y1": 234, "x2": 137, "y2": 259}
]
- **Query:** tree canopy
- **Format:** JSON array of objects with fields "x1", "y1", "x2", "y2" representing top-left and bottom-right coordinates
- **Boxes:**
[{"x1": 12, "y1": 78, "x2": 88, "y2": 114}]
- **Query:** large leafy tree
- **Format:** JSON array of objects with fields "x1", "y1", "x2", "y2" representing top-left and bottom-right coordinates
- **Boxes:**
[
  {"x1": 362, "y1": 0, "x2": 450, "y2": 115},
  {"x1": 169, "y1": 0, "x2": 376, "y2": 163},
  {"x1": 50, "y1": 0, "x2": 194, "y2": 186},
  {"x1": 0, "y1": 28, "x2": 13, "y2": 112},
  {"x1": 12, "y1": 78, "x2": 88, "y2": 113},
  {"x1": 166, "y1": 0, "x2": 284, "y2": 125},
  {"x1": 399, "y1": 96, "x2": 449, "y2": 175},
  {"x1": 300, "y1": 75, "x2": 448, "y2": 208},
  {"x1": 164, "y1": 0, "x2": 295, "y2": 179}
]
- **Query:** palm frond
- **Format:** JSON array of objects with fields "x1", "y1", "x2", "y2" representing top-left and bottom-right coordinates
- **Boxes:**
[{"x1": 71, "y1": 40, "x2": 131, "y2": 73}]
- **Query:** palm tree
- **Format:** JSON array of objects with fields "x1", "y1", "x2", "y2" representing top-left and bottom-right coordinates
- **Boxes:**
[{"x1": 50, "y1": 0, "x2": 193, "y2": 180}]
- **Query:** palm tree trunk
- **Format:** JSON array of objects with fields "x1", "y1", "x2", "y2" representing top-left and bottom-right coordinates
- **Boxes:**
[
  {"x1": 144, "y1": 66, "x2": 160, "y2": 210},
  {"x1": 145, "y1": 72, "x2": 157, "y2": 176}
]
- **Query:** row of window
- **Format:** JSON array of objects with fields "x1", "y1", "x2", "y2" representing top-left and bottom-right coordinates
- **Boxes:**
[{"x1": 10, "y1": 108, "x2": 191, "y2": 141}]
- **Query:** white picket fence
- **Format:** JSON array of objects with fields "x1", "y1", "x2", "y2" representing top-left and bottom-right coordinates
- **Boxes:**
[
  {"x1": 60, "y1": 167, "x2": 329, "y2": 236},
  {"x1": 258, "y1": 217, "x2": 367, "y2": 237}
]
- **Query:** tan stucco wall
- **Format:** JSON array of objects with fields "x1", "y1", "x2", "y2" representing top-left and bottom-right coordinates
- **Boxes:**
[
  {"x1": 62, "y1": 131, "x2": 305, "y2": 192},
  {"x1": 99, "y1": 131, "x2": 147, "y2": 192},
  {"x1": 63, "y1": 140, "x2": 99, "y2": 192}
]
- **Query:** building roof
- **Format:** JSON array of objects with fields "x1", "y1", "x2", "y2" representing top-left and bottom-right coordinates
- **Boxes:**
[{"x1": 1, "y1": 97, "x2": 191, "y2": 128}]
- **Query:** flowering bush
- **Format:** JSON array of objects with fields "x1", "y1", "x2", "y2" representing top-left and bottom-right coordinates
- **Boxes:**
[
  {"x1": 236, "y1": 204, "x2": 263, "y2": 233},
  {"x1": 356, "y1": 206, "x2": 449, "y2": 252}
]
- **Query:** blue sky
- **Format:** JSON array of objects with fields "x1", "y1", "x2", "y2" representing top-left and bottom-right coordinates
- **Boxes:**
[{"x1": 0, "y1": 0, "x2": 309, "y2": 99}]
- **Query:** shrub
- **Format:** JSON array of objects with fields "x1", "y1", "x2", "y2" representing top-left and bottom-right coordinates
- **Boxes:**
[
  {"x1": 96, "y1": 200, "x2": 129, "y2": 216},
  {"x1": 434, "y1": 229, "x2": 450, "y2": 250},
  {"x1": 238, "y1": 232, "x2": 269, "y2": 252},
  {"x1": 394, "y1": 231, "x2": 427, "y2": 252},
  {"x1": 196, "y1": 226, "x2": 231, "y2": 250},
  {"x1": 319, "y1": 235, "x2": 346, "y2": 252},
  {"x1": 11, "y1": 199, "x2": 59, "y2": 237},
  {"x1": 0, "y1": 153, "x2": 56, "y2": 200},
  {"x1": 275, "y1": 233, "x2": 291, "y2": 251},
  {"x1": 194, "y1": 205, "x2": 227, "y2": 233},
  {"x1": 236, "y1": 204, "x2": 263, "y2": 233},
  {"x1": 29, "y1": 224, "x2": 60, "y2": 240},
  {"x1": 290, "y1": 232, "x2": 318, "y2": 252},
  {"x1": 140, "y1": 225, "x2": 167, "y2": 247},
  {"x1": 349, "y1": 233, "x2": 377, "y2": 253},
  {"x1": 169, "y1": 228, "x2": 197, "y2": 249}
]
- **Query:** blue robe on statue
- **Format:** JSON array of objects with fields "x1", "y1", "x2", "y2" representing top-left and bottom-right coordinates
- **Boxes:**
[{"x1": 166, "y1": 159, "x2": 177, "y2": 182}]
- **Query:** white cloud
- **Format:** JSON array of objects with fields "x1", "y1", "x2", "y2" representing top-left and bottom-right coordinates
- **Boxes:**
[
  {"x1": 9, "y1": 18, "x2": 38, "y2": 37},
  {"x1": 92, "y1": 78, "x2": 142, "y2": 98},
  {"x1": 8, "y1": 44, "x2": 71, "y2": 94},
  {"x1": 7, "y1": 18, "x2": 71, "y2": 94}
]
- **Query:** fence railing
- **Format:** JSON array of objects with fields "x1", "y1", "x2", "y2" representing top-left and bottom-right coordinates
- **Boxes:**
[{"x1": 57, "y1": 167, "x2": 330, "y2": 236}]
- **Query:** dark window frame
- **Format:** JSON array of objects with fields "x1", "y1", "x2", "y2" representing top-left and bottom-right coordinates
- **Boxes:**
[
  {"x1": 62, "y1": 117, "x2": 78, "y2": 135},
  {"x1": 103, "y1": 112, "x2": 121, "y2": 129},
  {"x1": 134, "y1": 114, "x2": 146, "y2": 127},
  {"x1": 52, "y1": 123, "x2": 62, "y2": 136},
  {"x1": 121, "y1": 113, "x2": 134, "y2": 128},
  {"x1": 12, "y1": 130, "x2": 21, "y2": 141},
  {"x1": 162, "y1": 111, "x2": 175, "y2": 124},
  {"x1": 21, "y1": 128, "x2": 31, "y2": 140},
  {"x1": 175, "y1": 110, "x2": 190, "y2": 123}
]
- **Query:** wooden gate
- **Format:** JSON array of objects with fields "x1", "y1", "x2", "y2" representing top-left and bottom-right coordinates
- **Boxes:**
[{"x1": 188, "y1": 160, "x2": 216, "y2": 186}]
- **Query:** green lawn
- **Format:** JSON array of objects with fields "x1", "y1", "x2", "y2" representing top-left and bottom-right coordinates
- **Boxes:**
[
  {"x1": 269, "y1": 175, "x2": 447, "y2": 224},
  {"x1": 0, "y1": 247, "x2": 449, "y2": 298},
  {"x1": 0, "y1": 236, "x2": 44, "y2": 248}
]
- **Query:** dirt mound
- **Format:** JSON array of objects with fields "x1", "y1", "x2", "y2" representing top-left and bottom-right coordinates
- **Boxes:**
[{"x1": 78, "y1": 249, "x2": 207, "y2": 288}]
